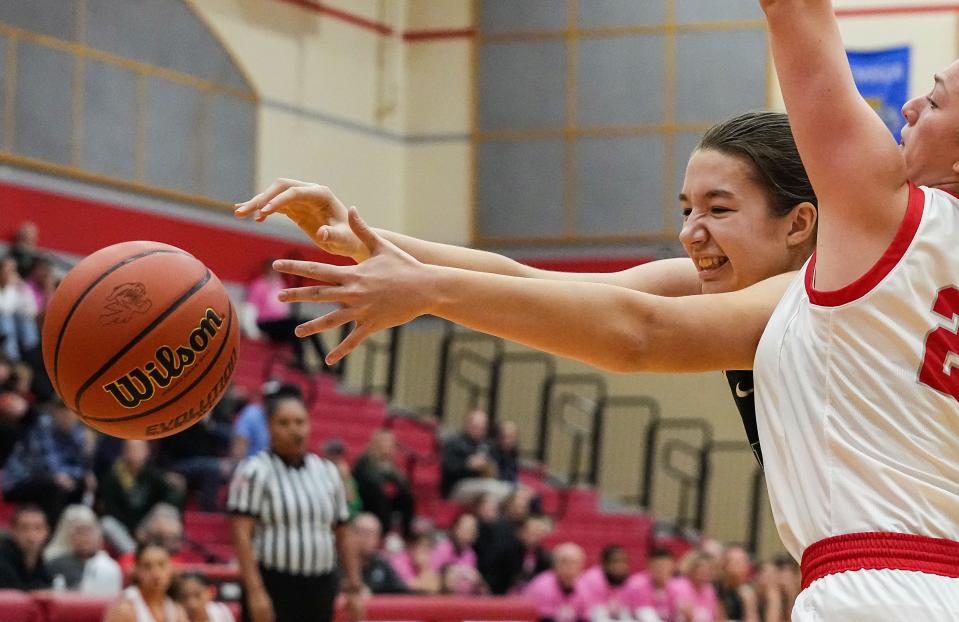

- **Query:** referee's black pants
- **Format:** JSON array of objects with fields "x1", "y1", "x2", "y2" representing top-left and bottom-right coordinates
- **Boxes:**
[{"x1": 243, "y1": 567, "x2": 338, "y2": 622}]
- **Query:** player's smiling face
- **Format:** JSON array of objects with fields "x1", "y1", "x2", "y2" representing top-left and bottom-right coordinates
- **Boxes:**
[{"x1": 679, "y1": 149, "x2": 804, "y2": 294}]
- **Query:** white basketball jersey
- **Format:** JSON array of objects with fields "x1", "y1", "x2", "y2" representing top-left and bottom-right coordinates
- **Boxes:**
[{"x1": 755, "y1": 184, "x2": 959, "y2": 560}]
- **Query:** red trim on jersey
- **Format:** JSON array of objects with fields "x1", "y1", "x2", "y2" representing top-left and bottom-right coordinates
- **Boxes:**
[
  {"x1": 805, "y1": 183, "x2": 925, "y2": 307},
  {"x1": 801, "y1": 532, "x2": 959, "y2": 590}
]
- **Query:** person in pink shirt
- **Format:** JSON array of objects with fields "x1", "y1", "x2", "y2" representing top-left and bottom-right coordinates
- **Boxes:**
[
  {"x1": 245, "y1": 259, "x2": 326, "y2": 370},
  {"x1": 523, "y1": 543, "x2": 589, "y2": 622},
  {"x1": 670, "y1": 552, "x2": 720, "y2": 622},
  {"x1": 623, "y1": 548, "x2": 680, "y2": 622},
  {"x1": 390, "y1": 533, "x2": 441, "y2": 594},
  {"x1": 577, "y1": 545, "x2": 637, "y2": 620},
  {"x1": 430, "y1": 512, "x2": 479, "y2": 571}
]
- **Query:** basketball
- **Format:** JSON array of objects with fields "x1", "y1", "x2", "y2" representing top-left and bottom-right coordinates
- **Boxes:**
[{"x1": 41, "y1": 241, "x2": 240, "y2": 440}]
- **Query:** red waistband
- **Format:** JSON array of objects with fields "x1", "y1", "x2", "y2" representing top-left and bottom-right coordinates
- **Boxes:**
[{"x1": 801, "y1": 532, "x2": 959, "y2": 590}]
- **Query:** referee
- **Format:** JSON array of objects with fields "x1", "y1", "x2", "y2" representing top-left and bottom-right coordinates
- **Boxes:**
[{"x1": 228, "y1": 393, "x2": 363, "y2": 622}]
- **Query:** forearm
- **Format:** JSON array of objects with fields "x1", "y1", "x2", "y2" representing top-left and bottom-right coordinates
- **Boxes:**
[
  {"x1": 377, "y1": 229, "x2": 535, "y2": 278},
  {"x1": 335, "y1": 525, "x2": 363, "y2": 591},
  {"x1": 231, "y1": 522, "x2": 265, "y2": 593},
  {"x1": 424, "y1": 265, "x2": 758, "y2": 373}
]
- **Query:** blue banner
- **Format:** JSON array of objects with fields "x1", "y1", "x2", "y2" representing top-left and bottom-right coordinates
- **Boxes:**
[{"x1": 847, "y1": 46, "x2": 911, "y2": 143}]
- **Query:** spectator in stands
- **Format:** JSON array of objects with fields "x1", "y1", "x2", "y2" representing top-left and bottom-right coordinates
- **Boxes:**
[
  {"x1": 102, "y1": 541, "x2": 187, "y2": 622},
  {"x1": 430, "y1": 512, "x2": 479, "y2": 572},
  {"x1": 441, "y1": 409, "x2": 512, "y2": 503},
  {"x1": 1, "y1": 397, "x2": 92, "y2": 526},
  {"x1": 0, "y1": 504, "x2": 51, "y2": 590},
  {"x1": 0, "y1": 388, "x2": 37, "y2": 468},
  {"x1": 175, "y1": 571, "x2": 235, "y2": 622},
  {"x1": 716, "y1": 545, "x2": 759, "y2": 622},
  {"x1": 228, "y1": 393, "x2": 364, "y2": 622},
  {"x1": 773, "y1": 555, "x2": 801, "y2": 621},
  {"x1": 45, "y1": 504, "x2": 122, "y2": 595},
  {"x1": 0, "y1": 254, "x2": 39, "y2": 362},
  {"x1": 230, "y1": 381, "x2": 301, "y2": 461},
  {"x1": 353, "y1": 512, "x2": 408, "y2": 594},
  {"x1": 492, "y1": 420, "x2": 520, "y2": 484},
  {"x1": 97, "y1": 440, "x2": 185, "y2": 543},
  {"x1": 245, "y1": 259, "x2": 326, "y2": 371},
  {"x1": 481, "y1": 512, "x2": 552, "y2": 595},
  {"x1": 9, "y1": 222, "x2": 39, "y2": 278},
  {"x1": 352, "y1": 428, "x2": 414, "y2": 537},
  {"x1": 440, "y1": 562, "x2": 487, "y2": 596},
  {"x1": 116, "y1": 503, "x2": 197, "y2": 573},
  {"x1": 672, "y1": 551, "x2": 721, "y2": 622},
  {"x1": 390, "y1": 533, "x2": 440, "y2": 595},
  {"x1": 752, "y1": 560, "x2": 785, "y2": 622},
  {"x1": 577, "y1": 545, "x2": 636, "y2": 620},
  {"x1": 625, "y1": 547, "x2": 679, "y2": 622},
  {"x1": 523, "y1": 542, "x2": 588, "y2": 622},
  {"x1": 158, "y1": 410, "x2": 232, "y2": 512},
  {"x1": 323, "y1": 438, "x2": 361, "y2": 518},
  {"x1": 24, "y1": 255, "x2": 54, "y2": 315}
]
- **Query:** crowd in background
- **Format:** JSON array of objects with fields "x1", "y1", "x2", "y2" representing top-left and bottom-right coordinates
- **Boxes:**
[{"x1": 0, "y1": 222, "x2": 802, "y2": 621}]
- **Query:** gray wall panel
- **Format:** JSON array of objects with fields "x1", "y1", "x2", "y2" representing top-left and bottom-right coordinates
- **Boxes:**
[
  {"x1": 15, "y1": 42, "x2": 73, "y2": 165},
  {"x1": 204, "y1": 93, "x2": 255, "y2": 202},
  {"x1": 675, "y1": 30, "x2": 767, "y2": 123},
  {"x1": 145, "y1": 77, "x2": 202, "y2": 195},
  {"x1": 0, "y1": 1, "x2": 77, "y2": 40},
  {"x1": 675, "y1": 0, "x2": 763, "y2": 23},
  {"x1": 81, "y1": 60, "x2": 138, "y2": 180},
  {"x1": 479, "y1": 41, "x2": 567, "y2": 131},
  {"x1": 578, "y1": 1, "x2": 667, "y2": 28},
  {"x1": 0, "y1": 35, "x2": 6, "y2": 149},
  {"x1": 575, "y1": 135, "x2": 664, "y2": 235},
  {"x1": 480, "y1": 0, "x2": 568, "y2": 34},
  {"x1": 577, "y1": 36, "x2": 665, "y2": 127},
  {"x1": 477, "y1": 140, "x2": 565, "y2": 238}
]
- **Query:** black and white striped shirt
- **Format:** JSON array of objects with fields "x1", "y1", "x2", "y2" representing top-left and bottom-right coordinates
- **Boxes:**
[{"x1": 227, "y1": 450, "x2": 349, "y2": 576}]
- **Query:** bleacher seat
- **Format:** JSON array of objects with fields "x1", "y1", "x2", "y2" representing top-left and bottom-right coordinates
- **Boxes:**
[
  {"x1": 33, "y1": 592, "x2": 110, "y2": 622},
  {"x1": 0, "y1": 589, "x2": 42, "y2": 622}
]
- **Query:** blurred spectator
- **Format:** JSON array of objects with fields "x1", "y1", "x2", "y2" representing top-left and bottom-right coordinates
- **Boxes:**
[
  {"x1": 441, "y1": 409, "x2": 512, "y2": 503},
  {"x1": 175, "y1": 571, "x2": 235, "y2": 622},
  {"x1": 9, "y1": 222, "x2": 39, "y2": 277},
  {"x1": 1, "y1": 398, "x2": 92, "y2": 526},
  {"x1": 353, "y1": 512, "x2": 408, "y2": 594},
  {"x1": 673, "y1": 552, "x2": 721, "y2": 622},
  {"x1": 246, "y1": 259, "x2": 326, "y2": 370},
  {"x1": 157, "y1": 412, "x2": 232, "y2": 511},
  {"x1": 45, "y1": 504, "x2": 122, "y2": 595},
  {"x1": 230, "y1": 381, "x2": 301, "y2": 461},
  {"x1": 491, "y1": 420, "x2": 520, "y2": 483},
  {"x1": 0, "y1": 504, "x2": 51, "y2": 590},
  {"x1": 480, "y1": 509, "x2": 552, "y2": 595},
  {"x1": 441, "y1": 562, "x2": 487, "y2": 596},
  {"x1": 753, "y1": 560, "x2": 785, "y2": 622},
  {"x1": 0, "y1": 254, "x2": 39, "y2": 361},
  {"x1": 0, "y1": 389, "x2": 37, "y2": 467},
  {"x1": 430, "y1": 512, "x2": 479, "y2": 572},
  {"x1": 625, "y1": 547, "x2": 680, "y2": 622},
  {"x1": 577, "y1": 545, "x2": 635, "y2": 621},
  {"x1": 773, "y1": 555, "x2": 801, "y2": 621},
  {"x1": 523, "y1": 542, "x2": 588, "y2": 622},
  {"x1": 390, "y1": 533, "x2": 441, "y2": 595},
  {"x1": 352, "y1": 429, "x2": 414, "y2": 537},
  {"x1": 324, "y1": 438, "x2": 361, "y2": 518},
  {"x1": 716, "y1": 545, "x2": 759, "y2": 622},
  {"x1": 97, "y1": 440, "x2": 185, "y2": 540},
  {"x1": 25, "y1": 255, "x2": 55, "y2": 314},
  {"x1": 115, "y1": 503, "x2": 199, "y2": 573},
  {"x1": 102, "y1": 541, "x2": 187, "y2": 622}
]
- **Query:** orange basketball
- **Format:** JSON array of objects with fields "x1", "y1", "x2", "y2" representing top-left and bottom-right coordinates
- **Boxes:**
[{"x1": 42, "y1": 241, "x2": 240, "y2": 440}]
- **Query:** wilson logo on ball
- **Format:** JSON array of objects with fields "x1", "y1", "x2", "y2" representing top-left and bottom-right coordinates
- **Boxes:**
[{"x1": 102, "y1": 308, "x2": 225, "y2": 408}]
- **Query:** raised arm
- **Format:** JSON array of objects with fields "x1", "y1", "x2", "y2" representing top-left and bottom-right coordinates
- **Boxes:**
[
  {"x1": 274, "y1": 208, "x2": 791, "y2": 373},
  {"x1": 760, "y1": 0, "x2": 910, "y2": 288},
  {"x1": 235, "y1": 180, "x2": 702, "y2": 297}
]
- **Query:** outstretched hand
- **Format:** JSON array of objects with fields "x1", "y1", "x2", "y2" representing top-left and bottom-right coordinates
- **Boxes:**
[
  {"x1": 234, "y1": 179, "x2": 370, "y2": 262},
  {"x1": 273, "y1": 207, "x2": 433, "y2": 365}
]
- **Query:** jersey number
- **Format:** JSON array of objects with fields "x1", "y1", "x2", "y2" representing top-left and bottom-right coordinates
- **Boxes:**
[{"x1": 919, "y1": 286, "x2": 959, "y2": 402}]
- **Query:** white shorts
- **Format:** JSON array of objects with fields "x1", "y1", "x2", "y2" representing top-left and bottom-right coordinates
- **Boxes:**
[{"x1": 792, "y1": 568, "x2": 959, "y2": 621}]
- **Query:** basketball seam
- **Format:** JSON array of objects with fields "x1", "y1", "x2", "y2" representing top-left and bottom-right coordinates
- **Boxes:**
[
  {"x1": 72, "y1": 270, "x2": 213, "y2": 412},
  {"x1": 50, "y1": 249, "x2": 191, "y2": 395},
  {"x1": 82, "y1": 299, "x2": 235, "y2": 423}
]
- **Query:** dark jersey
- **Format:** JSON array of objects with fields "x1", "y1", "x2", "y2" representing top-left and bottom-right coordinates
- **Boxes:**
[{"x1": 724, "y1": 369, "x2": 763, "y2": 468}]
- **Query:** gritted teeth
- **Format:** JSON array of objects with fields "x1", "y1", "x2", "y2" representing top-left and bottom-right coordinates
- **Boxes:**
[{"x1": 696, "y1": 256, "x2": 729, "y2": 270}]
